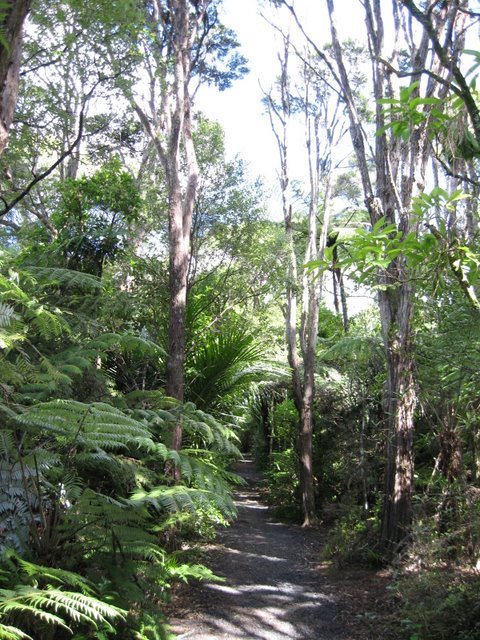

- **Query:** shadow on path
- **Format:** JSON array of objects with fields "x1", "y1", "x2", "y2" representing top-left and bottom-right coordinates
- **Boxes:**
[{"x1": 170, "y1": 459, "x2": 344, "y2": 639}]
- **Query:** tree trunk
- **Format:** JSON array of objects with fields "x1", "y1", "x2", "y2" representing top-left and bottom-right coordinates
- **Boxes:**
[
  {"x1": 130, "y1": 1, "x2": 202, "y2": 453},
  {"x1": 379, "y1": 286, "x2": 416, "y2": 548},
  {"x1": 0, "y1": 0, "x2": 32, "y2": 156},
  {"x1": 327, "y1": 0, "x2": 423, "y2": 553}
]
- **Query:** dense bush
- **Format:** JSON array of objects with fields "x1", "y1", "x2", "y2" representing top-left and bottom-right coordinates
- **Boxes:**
[{"x1": 393, "y1": 570, "x2": 480, "y2": 640}]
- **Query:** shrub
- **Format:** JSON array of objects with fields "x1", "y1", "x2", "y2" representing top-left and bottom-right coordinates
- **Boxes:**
[{"x1": 393, "y1": 569, "x2": 480, "y2": 640}]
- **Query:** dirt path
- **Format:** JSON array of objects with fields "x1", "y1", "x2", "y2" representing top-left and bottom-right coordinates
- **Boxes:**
[{"x1": 168, "y1": 459, "x2": 346, "y2": 640}]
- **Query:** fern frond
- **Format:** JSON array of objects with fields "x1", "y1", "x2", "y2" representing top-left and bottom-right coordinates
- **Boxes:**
[
  {"x1": 182, "y1": 407, "x2": 241, "y2": 457},
  {"x1": 11, "y1": 557, "x2": 92, "y2": 594},
  {"x1": 21, "y1": 267, "x2": 102, "y2": 292},
  {"x1": 89, "y1": 333, "x2": 164, "y2": 358},
  {"x1": 0, "y1": 594, "x2": 70, "y2": 630},
  {"x1": 0, "y1": 357, "x2": 31, "y2": 389},
  {"x1": 166, "y1": 560, "x2": 222, "y2": 584},
  {"x1": 131, "y1": 486, "x2": 206, "y2": 513},
  {"x1": 71, "y1": 489, "x2": 149, "y2": 532},
  {"x1": 0, "y1": 623, "x2": 32, "y2": 640},
  {"x1": 319, "y1": 335, "x2": 383, "y2": 363},
  {"x1": 0, "y1": 276, "x2": 29, "y2": 305},
  {"x1": 125, "y1": 390, "x2": 169, "y2": 410},
  {"x1": 17, "y1": 400, "x2": 153, "y2": 452},
  {"x1": 28, "y1": 309, "x2": 70, "y2": 340},
  {"x1": 0, "y1": 304, "x2": 17, "y2": 330},
  {"x1": 0, "y1": 586, "x2": 124, "y2": 630}
]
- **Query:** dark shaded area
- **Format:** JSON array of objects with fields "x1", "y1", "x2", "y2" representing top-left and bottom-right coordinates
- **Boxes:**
[{"x1": 170, "y1": 460, "x2": 344, "y2": 639}]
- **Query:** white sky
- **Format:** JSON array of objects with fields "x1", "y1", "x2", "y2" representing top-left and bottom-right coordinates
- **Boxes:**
[
  {"x1": 196, "y1": 0, "x2": 366, "y2": 218},
  {"x1": 199, "y1": 0, "x2": 480, "y2": 204},
  {"x1": 196, "y1": 0, "x2": 372, "y2": 313}
]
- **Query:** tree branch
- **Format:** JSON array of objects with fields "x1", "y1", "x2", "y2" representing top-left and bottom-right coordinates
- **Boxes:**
[
  {"x1": 0, "y1": 75, "x2": 107, "y2": 218},
  {"x1": 401, "y1": 0, "x2": 480, "y2": 145}
]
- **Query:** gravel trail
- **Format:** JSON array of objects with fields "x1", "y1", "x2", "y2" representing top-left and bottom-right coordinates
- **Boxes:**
[{"x1": 169, "y1": 460, "x2": 345, "y2": 639}]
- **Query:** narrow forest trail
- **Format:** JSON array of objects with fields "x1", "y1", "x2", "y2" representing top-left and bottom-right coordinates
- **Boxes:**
[{"x1": 169, "y1": 460, "x2": 347, "y2": 640}]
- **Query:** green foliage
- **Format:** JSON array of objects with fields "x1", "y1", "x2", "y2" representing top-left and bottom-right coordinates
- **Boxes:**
[
  {"x1": 41, "y1": 159, "x2": 143, "y2": 276},
  {"x1": 0, "y1": 255, "x2": 241, "y2": 639},
  {"x1": 0, "y1": 554, "x2": 125, "y2": 640},
  {"x1": 377, "y1": 77, "x2": 480, "y2": 162},
  {"x1": 186, "y1": 324, "x2": 275, "y2": 411},
  {"x1": 321, "y1": 503, "x2": 381, "y2": 568},
  {"x1": 394, "y1": 570, "x2": 480, "y2": 640},
  {"x1": 265, "y1": 449, "x2": 301, "y2": 520},
  {"x1": 377, "y1": 81, "x2": 449, "y2": 141}
]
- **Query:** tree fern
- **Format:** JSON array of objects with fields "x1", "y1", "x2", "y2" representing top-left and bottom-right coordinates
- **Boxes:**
[
  {"x1": 21, "y1": 267, "x2": 103, "y2": 292},
  {"x1": 0, "y1": 554, "x2": 125, "y2": 639},
  {"x1": 17, "y1": 400, "x2": 153, "y2": 452},
  {"x1": 0, "y1": 586, "x2": 123, "y2": 634}
]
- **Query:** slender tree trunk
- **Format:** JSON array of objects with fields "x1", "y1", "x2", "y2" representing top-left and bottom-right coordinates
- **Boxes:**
[
  {"x1": 327, "y1": 0, "x2": 425, "y2": 552},
  {"x1": 266, "y1": 37, "x2": 318, "y2": 525},
  {"x1": 130, "y1": 0, "x2": 202, "y2": 454},
  {"x1": 0, "y1": 0, "x2": 32, "y2": 156},
  {"x1": 164, "y1": 1, "x2": 200, "y2": 452}
]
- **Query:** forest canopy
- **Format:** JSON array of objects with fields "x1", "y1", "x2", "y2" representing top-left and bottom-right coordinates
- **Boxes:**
[{"x1": 0, "y1": 1, "x2": 479, "y2": 639}]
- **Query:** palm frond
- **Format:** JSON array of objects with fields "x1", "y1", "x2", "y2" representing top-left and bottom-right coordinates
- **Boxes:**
[{"x1": 186, "y1": 326, "x2": 277, "y2": 410}]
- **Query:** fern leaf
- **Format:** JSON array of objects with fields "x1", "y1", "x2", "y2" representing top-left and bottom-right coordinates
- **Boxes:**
[
  {"x1": 13, "y1": 557, "x2": 93, "y2": 595},
  {"x1": 0, "y1": 586, "x2": 124, "y2": 630},
  {"x1": 89, "y1": 333, "x2": 164, "y2": 357},
  {"x1": 166, "y1": 561, "x2": 223, "y2": 584},
  {"x1": 21, "y1": 267, "x2": 103, "y2": 292},
  {"x1": 0, "y1": 596, "x2": 70, "y2": 630},
  {"x1": 0, "y1": 623, "x2": 32, "y2": 640},
  {"x1": 131, "y1": 486, "x2": 204, "y2": 513},
  {"x1": 0, "y1": 304, "x2": 17, "y2": 329},
  {"x1": 17, "y1": 400, "x2": 153, "y2": 452},
  {"x1": 28, "y1": 310, "x2": 70, "y2": 340}
]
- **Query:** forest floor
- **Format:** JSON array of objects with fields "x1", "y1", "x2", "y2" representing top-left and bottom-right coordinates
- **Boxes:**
[{"x1": 166, "y1": 459, "x2": 397, "y2": 639}]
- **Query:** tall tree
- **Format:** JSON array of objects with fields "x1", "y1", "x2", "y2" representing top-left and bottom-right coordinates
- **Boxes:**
[
  {"x1": 325, "y1": 0, "x2": 473, "y2": 551},
  {"x1": 120, "y1": 0, "x2": 246, "y2": 452},
  {"x1": 265, "y1": 34, "x2": 344, "y2": 525}
]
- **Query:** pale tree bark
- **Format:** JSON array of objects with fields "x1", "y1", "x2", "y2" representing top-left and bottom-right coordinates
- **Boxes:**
[
  {"x1": 299, "y1": 74, "x2": 321, "y2": 526},
  {"x1": 265, "y1": 37, "x2": 340, "y2": 525},
  {"x1": 266, "y1": 36, "x2": 315, "y2": 525},
  {"x1": 326, "y1": 0, "x2": 464, "y2": 552},
  {"x1": 129, "y1": 0, "x2": 206, "y2": 453},
  {"x1": 0, "y1": 0, "x2": 32, "y2": 156}
]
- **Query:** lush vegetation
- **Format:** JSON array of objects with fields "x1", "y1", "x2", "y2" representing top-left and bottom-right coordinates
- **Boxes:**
[{"x1": 0, "y1": 1, "x2": 479, "y2": 639}]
